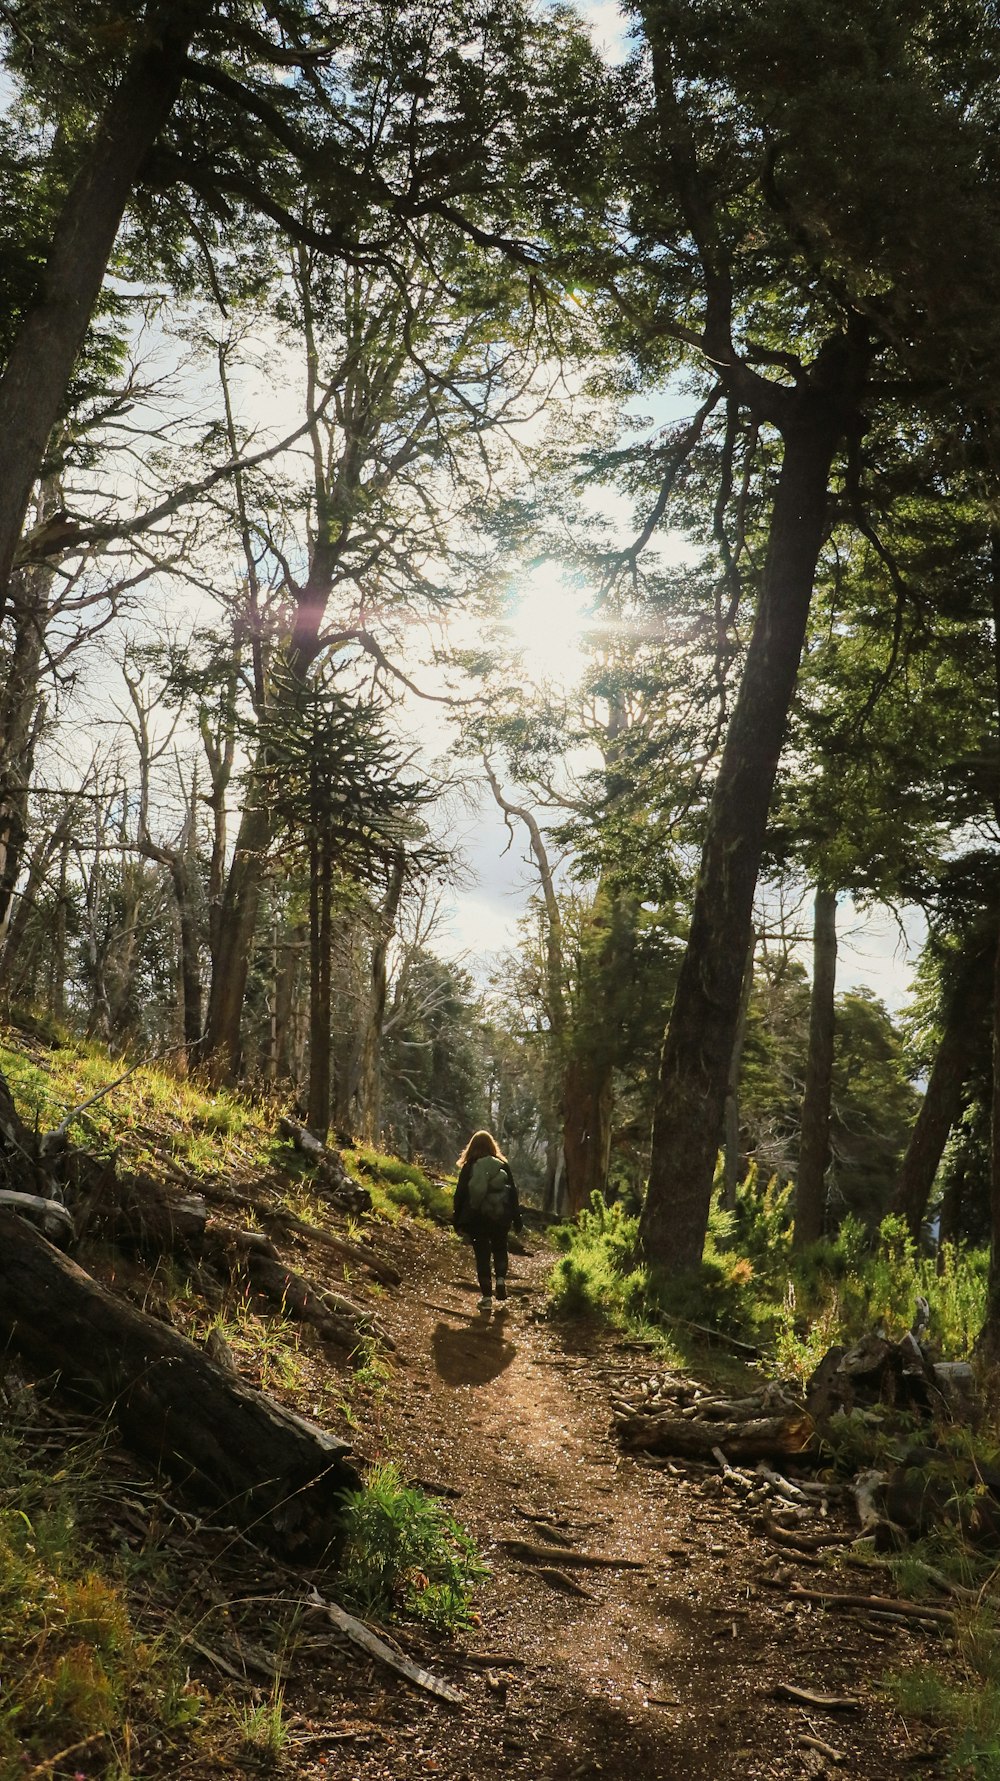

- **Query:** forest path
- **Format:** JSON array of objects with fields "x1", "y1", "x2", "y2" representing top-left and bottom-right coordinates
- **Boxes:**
[{"x1": 308, "y1": 1221, "x2": 944, "y2": 1781}]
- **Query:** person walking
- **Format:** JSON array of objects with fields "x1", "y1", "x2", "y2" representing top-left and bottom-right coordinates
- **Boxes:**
[{"x1": 453, "y1": 1129, "x2": 523, "y2": 1310}]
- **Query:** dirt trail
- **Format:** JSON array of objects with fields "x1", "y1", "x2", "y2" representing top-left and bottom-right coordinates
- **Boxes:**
[{"x1": 304, "y1": 1223, "x2": 944, "y2": 1780}]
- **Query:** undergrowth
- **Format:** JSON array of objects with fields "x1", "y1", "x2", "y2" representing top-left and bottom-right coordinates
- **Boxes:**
[
  {"x1": 338, "y1": 1463, "x2": 486, "y2": 1632},
  {"x1": 547, "y1": 1175, "x2": 988, "y2": 1374},
  {"x1": 0, "y1": 1425, "x2": 204, "y2": 1780},
  {"x1": 344, "y1": 1144, "x2": 453, "y2": 1223}
]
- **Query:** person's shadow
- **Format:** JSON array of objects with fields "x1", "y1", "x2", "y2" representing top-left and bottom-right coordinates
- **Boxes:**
[{"x1": 431, "y1": 1314, "x2": 517, "y2": 1387}]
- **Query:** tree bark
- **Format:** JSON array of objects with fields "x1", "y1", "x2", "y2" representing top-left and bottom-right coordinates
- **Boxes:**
[
  {"x1": 197, "y1": 794, "x2": 271, "y2": 1079},
  {"x1": 561, "y1": 1054, "x2": 614, "y2": 1216},
  {"x1": 357, "y1": 851, "x2": 405, "y2": 1141},
  {"x1": 0, "y1": 2, "x2": 211, "y2": 610},
  {"x1": 0, "y1": 1211, "x2": 357, "y2": 1552},
  {"x1": 794, "y1": 884, "x2": 838, "y2": 1249},
  {"x1": 307, "y1": 832, "x2": 333, "y2": 1139},
  {"x1": 890, "y1": 935, "x2": 994, "y2": 1239},
  {"x1": 641, "y1": 394, "x2": 849, "y2": 1275},
  {"x1": 722, "y1": 929, "x2": 756, "y2": 1210}
]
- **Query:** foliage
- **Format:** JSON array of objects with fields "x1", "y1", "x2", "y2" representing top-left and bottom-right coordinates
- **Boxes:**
[
  {"x1": 0, "y1": 1427, "x2": 203, "y2": 1776},
  {"x1": 347, "y1": 1144, "x2": 453, "y2": 1223},
  {"x1": 548, "y1": 1191, "x2": 987, "y2": 1375},
  {"x1": 338, "y1": 1464, "x2": 486, "y2": 1633},
  {"x1": 0, "y1": 1023, "x2": 275, "y2": 1181}
]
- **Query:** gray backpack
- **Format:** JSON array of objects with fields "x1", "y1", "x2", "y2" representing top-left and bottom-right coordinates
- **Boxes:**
[{"x1": 467, "y1": 1155, "x2": 512, "y2": 1227}]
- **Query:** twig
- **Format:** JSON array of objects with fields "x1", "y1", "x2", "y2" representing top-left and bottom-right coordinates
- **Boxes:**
[
  {"x1": 798, "y1": 1733, "x2": 846, "y2": 1764},
  {"x1": 773, "y1": 1683, "x2": 862, "y2": 1710}
]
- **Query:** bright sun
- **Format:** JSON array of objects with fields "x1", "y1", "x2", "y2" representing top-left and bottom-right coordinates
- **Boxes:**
[{"x1": 502, "y1": 567, "x2": 599, "y2": 689}]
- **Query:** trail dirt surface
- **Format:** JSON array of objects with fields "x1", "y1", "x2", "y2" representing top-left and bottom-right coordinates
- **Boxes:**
[{"x1": 294, "y1": 1222, "x2": 946, "y2": 1781}]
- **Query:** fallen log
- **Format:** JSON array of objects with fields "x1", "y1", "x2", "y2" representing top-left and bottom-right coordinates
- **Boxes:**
[
  {"x1": 773, "y1": 1580, "x2": 952, "y2": 1624},
  {"x1": 0, "y1": 1211, "x2": 358, "y2": 1554},
  {"x1": 241, "y1": 1250, "x2": 395, "y2": 1352},
  {"x1": 616, "y1": 1409, "x2": 816, "y2": 1461},
  {"x1": 0, "y1": 1189, "x2": 75, "y2": 1244},
  {"x1": 271, "y1": 1211, "x2": 401, "y2": 1286}
]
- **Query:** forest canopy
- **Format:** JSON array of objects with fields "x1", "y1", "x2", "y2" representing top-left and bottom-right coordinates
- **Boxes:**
[{"x1": 3, "y1": 0, "x2": 1000, "y2": 1343}]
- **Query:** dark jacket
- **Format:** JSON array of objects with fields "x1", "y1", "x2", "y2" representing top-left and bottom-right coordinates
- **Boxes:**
[{"x1": 453, "y1": 1155, "x2": 522, "y2": 1235}]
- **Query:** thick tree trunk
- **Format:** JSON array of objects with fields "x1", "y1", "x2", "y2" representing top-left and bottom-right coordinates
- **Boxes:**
[
  {"x1": 197, "y1": 796, "x2": 272, "y2": 1079},
  {"x1": 0, "y1": 1211, "x2": 357, "y2": 1551},
  {"x1": 640, "y1": 404, "x2": 844, "y2": 1274},
  {"x1": 561, "y1": 1054, "x2": 614, "y2": 1216},
  {"x1": 890, "y1": 939, "x2": 993, "y2": 1239},
  {"x1": 794, "y1": 885, "x2": 838, "y2": 1249},
  {"x1": 0, "y1": 2, "x2": 210, "y2": 608},
  {"x1": 722, "y1": 929, "x2": 756, "y2": 1210}
]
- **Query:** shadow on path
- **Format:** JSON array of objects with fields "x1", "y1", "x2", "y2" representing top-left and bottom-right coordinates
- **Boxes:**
[{"x1": 431, "y1": 1314, "x2": 517, "y2": 1387}]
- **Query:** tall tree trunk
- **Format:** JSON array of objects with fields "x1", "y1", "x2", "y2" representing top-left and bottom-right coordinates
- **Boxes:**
[
  {"x1": 794, "y1": 885, "x2": 838, "y2": 1248},
  {"x1": 197, "y1": 796, "x2": 271, "y2": 1079},
  {"x1": 889, "y1": 936, "x2": 994, "y2": 1239},
  {"x1": 169, "y1": 855, "x2": 203, "y2": 1059},
  {"x1": 640, "y1": 402, "x2": 846, "y2": 1274},
  {"x1": 561, "y1": 1055, "x2": 614, "y2": 1216},
  {"x1": 0, "y1": 2, "x2": 209, "y2": 608},
  {"x1": 978, "y1": 528, "x2": 1000, "y2": 1357},
  {"x1": 307, "y1": 834, "x2": 333, "y2": 1139},
  {"x1": 357, "y1": 853, "x2": 405, "y2": 1142},
  {"x1": 722, "y1": 929, "x2": 756, "y2": 1210}
]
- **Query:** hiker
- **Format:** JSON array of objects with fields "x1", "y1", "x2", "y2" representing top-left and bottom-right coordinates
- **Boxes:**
[{"x1": 453, "y1": 1130, "x2": 523, "y2": 1310}]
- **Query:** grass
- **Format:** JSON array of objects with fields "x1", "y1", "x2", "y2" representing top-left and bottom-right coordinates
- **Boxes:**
[
  {"x1": 0, "y1": 1024, "x2": 277, "y2": 1185},
  {"x1": 338, "y1": 1463, "x2": 486, "y2": 1633},
  {"x1": 546, "y1": 1180, "x2": 989, "y2": 1382},
  {"x1": 0, "y1": 1427, "x2": 205, "y2": 1780},
  {"x1": 343, "y1": 1143, "x2": 454, "y2": 1223}
]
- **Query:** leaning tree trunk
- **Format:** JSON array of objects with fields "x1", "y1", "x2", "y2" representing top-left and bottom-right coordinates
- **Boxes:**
[
  {"x1": 0, "y1": 2, "x2": 211, "y2": 609},
  {"x1": 794, "y1": 884, "x2": 838, "y2": 1249},
  {"x1": 890, "y1": 934, "x2": 994, "y2": 1239},
  {"x1": 640, "y1": 400, "x2": 847, "y2": 1275},
  {"x1": 0, "y1": 1211, "x2": 357, "y2": 1553}
]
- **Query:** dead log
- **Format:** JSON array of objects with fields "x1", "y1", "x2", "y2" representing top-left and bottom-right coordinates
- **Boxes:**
[
  {"x1": 90, "y1": 1172, "x2": 208, "y2": 1256},
  {"x1": 616, "y1": 1409, "x2": 816, "y2": 1461},
  {"x1": 277, "y1": 1120, "x2": 371, "y2": 1211},
  {"x1": 271, "y1": 1210, "x2": 401, "y2": 1286},
  {"x1": 240, "y1": 1251, "x2": 395, "y2": 1352},
  {"x1": 0, "y1": 1211, "x2": 358, "y2": 1553},
  {"x1": 0, "y1": 1190, "x2": 75, "y2": 1244}
]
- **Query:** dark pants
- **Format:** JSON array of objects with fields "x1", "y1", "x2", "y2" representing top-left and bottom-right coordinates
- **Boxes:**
[{"x1": 471, "y1": 1227, "x2": 509, "y2": 1296}]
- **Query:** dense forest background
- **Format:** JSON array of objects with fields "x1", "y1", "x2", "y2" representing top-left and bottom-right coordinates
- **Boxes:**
[{"x1": 5, "y1": 0, "x2": 1000, "y2": 1340}]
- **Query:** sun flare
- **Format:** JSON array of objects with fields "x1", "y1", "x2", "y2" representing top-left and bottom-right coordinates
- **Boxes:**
[{"x1": 502, "y1": 569, "x2": 600, "y2": 689}]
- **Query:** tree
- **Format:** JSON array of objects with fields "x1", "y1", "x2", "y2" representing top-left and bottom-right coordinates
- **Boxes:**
[
  {"x1": 258, "y1": 668, "x2": 428, "y2": 1138},
  {"x1": 621, "y1": 0, "x2": 1000, "y2": 1273}
]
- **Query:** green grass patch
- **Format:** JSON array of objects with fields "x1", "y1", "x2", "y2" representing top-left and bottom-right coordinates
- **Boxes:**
[
  {"x1": 339, "y1": 1463, "x2": 486, "y2": 1633},
  {"x1": 344, "y1": 1144, "x2": 454, "y2": 1223},
  {"x1": 0, "y1": 1427, "x2": 204, "y2": 1778},
  {"x1": 0, "y1": 1025, "x2": 278, "y2": 1184}
]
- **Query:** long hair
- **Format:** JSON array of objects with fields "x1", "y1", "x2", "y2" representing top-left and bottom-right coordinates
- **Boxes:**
[{"x1": 456, "y1": 1129, "x2": 506, "y2": 1168}]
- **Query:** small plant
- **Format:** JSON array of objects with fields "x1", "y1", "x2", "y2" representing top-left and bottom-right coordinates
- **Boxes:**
[
  {"x1": 350, "y1": 1334, "x2": 392, "y2": 1397},
  {"x1": 339, "y1": 1463, "x2": 486, "y2": 1632},
  {"x1": 239, "y1": 1684, "x2": 289, "y2": 1756}
]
